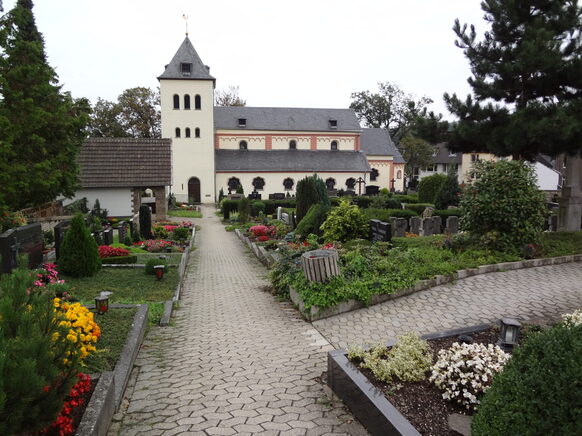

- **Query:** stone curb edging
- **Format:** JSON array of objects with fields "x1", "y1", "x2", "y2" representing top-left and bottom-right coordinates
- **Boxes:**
[
  {"x1": 160, "y1": 226, "x2": 196, "y2": 326},
  {"x1": 327, "y1": 324, "x2": 491, "y2": 436},
  {"x1": 76, "y1": 304, "x2": 148, "y2": 435},
  {"x1": 234, "y1": 228, "x2": 278, "y2": 268}
]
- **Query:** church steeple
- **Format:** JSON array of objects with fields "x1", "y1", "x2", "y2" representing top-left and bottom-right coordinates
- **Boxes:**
[{"x1": 158, "y1": 37, "x2": 215, "y2": 82}]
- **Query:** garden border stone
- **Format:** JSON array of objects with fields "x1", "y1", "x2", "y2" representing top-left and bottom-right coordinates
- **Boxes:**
[
  {"x1": 327, "y1": 324, "x2": 491, "y2": 436},
  {"x1": 76, "y1": 372, "x2": 115, "y2": 436}
]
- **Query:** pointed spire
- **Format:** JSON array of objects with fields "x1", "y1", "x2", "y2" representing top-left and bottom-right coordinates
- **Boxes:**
[{"x1": 158, "y1": 37, "x2": 215, "y2": 81}]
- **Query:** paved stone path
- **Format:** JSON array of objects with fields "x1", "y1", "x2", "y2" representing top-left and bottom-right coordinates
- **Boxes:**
[
  {"x1": 111, "y1": 207, "x2": 366, "y2": 436},
  {"x1": 313, "y1": 262, "x2": 582, "y2": 349}
]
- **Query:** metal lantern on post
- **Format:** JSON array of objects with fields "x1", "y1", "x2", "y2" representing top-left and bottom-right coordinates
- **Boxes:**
[
  {"x1": 154, "y1": 265, "x2": 165, "y2": 280},
  {"x1": 95, "y1": 291, "x2": 111, "y2": 315},
  {"x1": 497, "y1": 318, "x2": 521, "y2": 351}
]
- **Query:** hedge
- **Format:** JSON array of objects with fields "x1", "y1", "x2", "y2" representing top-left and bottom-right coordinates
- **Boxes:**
[
  {"x1": 393, "y1": 194, "x2": 419, "y2": 204},
  {"x1": 100, "y1": 255, "x2": 138, "y2": 264},
  {"x1": 363, "y1": 208, "x2": 418, "y2": 221},
  {"x1": 404, "y1": 203, "x2": 435, "y2": 215},
  {"x1": 433, "y1": 209, "x2": 462, "y2": 219}
]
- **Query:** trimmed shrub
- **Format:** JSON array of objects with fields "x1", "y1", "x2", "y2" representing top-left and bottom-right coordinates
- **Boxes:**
[
  {"x1": 418, "y1": 173, "x2": 448, "y2": 204},
  {"x1": 100, "y1": 255, "x2": 138, "y2": 264},
  {"x1": 59, "y1": 214, "x2": 101, "y2": 277},
  {"x1": 394, "y1": 194, "x2": 419, "y2": 204},
  {"x1": 222, "y1": 199, "x2": 240, "y2": 219},
  {"x1": 435, "y1": 172, "x2": 461, "y2": 209},
  {"x1": 139, "y1": 205, "x2": 152, "y2": 239},
  {"x1": 472, "y1": 323, "x2": 582, "y2": 435},
  {"x1": 238, "y1": 196, "x2": 250, "y2": 223},
  {"x1": 404, "y1": 203, "x2": 435, "y2": 215},
  {"x1": 251, "y1": 200, "x2": 266, "y2": 217},
  {"x1": 433, "y1": 209, "x2": 461, "y2": 219},
  {"x1": 321, "y1": 200, "x2": 368, "y2": 242},
  {"x1": 123, "y1": 234, "x2": 133, "y2": 246},
  {"x1": 145, "y1": 257, "x2": 168, "y2": 275},
  {"x1": 352, "y1": 196, "x2": 373, "y2": 209},
  {"x1": 460, "y1": 160, "x2": 547, "y2": 252},
  {"x1": 363, "y1": 208, "x2": 418, "y2": 221},
  {"x1": 296, "y1": 175, "x2": 329, "y2": 223},
  {"x1": 172, "y1": 226, "x2": 190, "y2": 241},
  {"x1": 295, "y1": 204, "x2": 331, "y2": 238}
]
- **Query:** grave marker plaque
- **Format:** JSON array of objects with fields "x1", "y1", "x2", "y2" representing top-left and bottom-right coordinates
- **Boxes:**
[
  {"x1": 394, "y1": 218, "x2": 407, "y2": 237},
  {"x1": 446, "y1": 216, "x2": 460, "y2": 234},
  {"x1": 409, "y1": 216, "x2": 421, "y2": 235}
]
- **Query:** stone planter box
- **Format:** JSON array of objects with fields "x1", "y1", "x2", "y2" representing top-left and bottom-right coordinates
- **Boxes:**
[
  {"x1": 290, "y1": 254, "x2": 582, "y2": 322},
  {"x1": 327, "y1": 324, "x2": 490, "y2": 436}
]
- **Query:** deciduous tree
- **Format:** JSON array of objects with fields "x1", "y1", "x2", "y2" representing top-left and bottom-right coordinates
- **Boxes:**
[{"x1": 215, "y1": 85, "x2": 246, "y2": 107}]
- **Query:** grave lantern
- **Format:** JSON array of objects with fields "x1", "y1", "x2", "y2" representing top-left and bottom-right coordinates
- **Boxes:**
[
  {"x1": 95, "y1": 292, "x2": 110, "y2": 315},
  {"x1": 497, "y1": 318, "x2": 521, "y2": 351},
  {"x1": 154, "y1": 265, "x2": 165, "y2": 280}
]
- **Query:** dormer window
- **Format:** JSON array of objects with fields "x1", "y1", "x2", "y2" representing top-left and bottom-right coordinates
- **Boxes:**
[
  {"x1": 238, "y1": 118, "x2": 247, "y2": 128},
  {"x1": 180, "y1": 63, "x2": 192, "y2": 75},
  {"x1": 329, "y1": 119, "x2": 338, "y2": 129}
]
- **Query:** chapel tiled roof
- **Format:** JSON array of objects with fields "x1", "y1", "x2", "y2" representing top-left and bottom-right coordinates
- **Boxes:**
[
  {"x1": 433, "y1": 142, "x2": 462, "y2": 164},
  {"x1": 215, "y1": 150, "x2": 370, "y2": 172},
  {"x1": 158, "y1": 37, "x2": 215, "y2": 81},
  {"x1": 360, "y1": 128, "x2": 405, "y2": 163},
  {"x1": 78, "y1": 138, "x2": 172, "y2": 188},
  {"x1": 214, "y1": 107, "x2": 361, "y2": 132}
]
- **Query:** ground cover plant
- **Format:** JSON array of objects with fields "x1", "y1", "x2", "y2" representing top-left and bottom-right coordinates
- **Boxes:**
[{"x1": 168, "y1": 209, "x2": 202, "y2": 218}]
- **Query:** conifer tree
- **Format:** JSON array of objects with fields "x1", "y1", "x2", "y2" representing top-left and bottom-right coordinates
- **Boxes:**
[
  {"x1": 58, "y1": 214, "x2": 101, "y2": 277},
  {"x1": 444, "y1": 0, "x2": 582, "y2": 159},
  {"x1": 296, "y1": 175, "x2": 329, "y2": 224},
  {"x1": 0, "y1": 0, "x2": 90, "y2": 210}
]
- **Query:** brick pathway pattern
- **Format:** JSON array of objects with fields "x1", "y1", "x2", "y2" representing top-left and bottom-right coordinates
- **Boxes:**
[
  {"x1": 314, "y1": 262, "x2": 582, "y2": 349},
  {"x1": 112, "y1": 207, "x2": 366, "y2": 436}
]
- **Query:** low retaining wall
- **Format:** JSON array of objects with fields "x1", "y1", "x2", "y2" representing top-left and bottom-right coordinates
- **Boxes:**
[{"x1": 327, "y1": 324, "x2": 490, "y2": 436}]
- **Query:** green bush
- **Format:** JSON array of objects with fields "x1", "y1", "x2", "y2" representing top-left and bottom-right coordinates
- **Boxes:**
[
  {"x1": 352, "y1": 196, "x2": 373, "y2": 209},
  {"x1": 321, "y1": 200, "x2": 368, "y2": 242},
  {"x1": 59, "y1": 214, "x2": 101, "y2": 277},
  {"x1": 172, "y1": 226, "x2": 190, "y2": 241},
  {"x1": 472, "y1": 323, "x2": 582, "y2": 436},
  {"x1": 394, "y1": 194, "x2": 419, "y2": 204},
  {"x1": 363, "y1": 208, "x2": 418, "y2": 221},
  {"x1": 101, "y1": 255, "x2": 138, "y2": 264},
  {"x1": 222, "y1": 199, "x2": 240, "y2": 219},
  {"x1": 238, "y1": 196, "x2": 250, "y2": 223},
  {"x1": 0, "y1": 269, "x2": 81, "y2": 434},
  {"x1": 262, "y1": 199, "x2": 296, "y2": 215},
  {"x1": 139, "y1": 205, "x2": 152, "y2": 239},
  {"x1": 404, "y1": 203, "x2": 435, "y2": 215},
  {"x1": 123, "y1": 234, "x2": 133, "y2": 246},
  {"x1": 418, "y1": 173, "x2": 448, "y2": 203},
  {"x1": 295, "y1": 204, "x2": 331, "y2": 238},
  {"x1": 145, "y1": 258, "x2": 168, "y2": 275},
  {"x1": 433, "y1": 209, "x2": 461, "y2": 219},
  {"x1": 435, "y1": 171, "x2": 461, "y2": 209},
  {"x1": 251, "y1": 200, "x2": 266, "y2": 217},
  {"x1": 460, "y1": 160, "x2": 547, "y2": 252},
  {"x1": 296, "y1": 175, "x2": 329, "y2": 223},
  {"x1": 153, "y1": 225, "x2": 169, "y2": 239}
]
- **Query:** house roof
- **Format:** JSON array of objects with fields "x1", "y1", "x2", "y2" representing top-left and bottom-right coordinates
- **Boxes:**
[
  {"x1": 158, "y1": 37, "x2": 215, "y2": 81},
  {"x1": 79, "y1": 138, "x2": 172, "y2": 188},
  {"x1": 360, "y1": 128, "x2": 405, "y2": 163},
  {"x1": 214, "y1": 107, "x2": 361, "y2": 132},
  {"x1": 215, "y1": 150, "x2": 370, "y2": 173},
  {"x1": 433, "y1": 142, "x2": 462, "y2": 164}
]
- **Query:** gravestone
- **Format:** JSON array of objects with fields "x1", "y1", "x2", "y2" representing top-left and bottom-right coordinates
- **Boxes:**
[
  {"x1": 446, "y1": 216, "x2": 460, "y2": 234},
  {"x1": 0, "y1": 223, "x2": 43, "y2": 274},
  {"x1": 421, "y1": 217, "x2": 435, "y2": 236},
  {"x1": 432, "y1": 216, "x2": 442, "y2": 234},
  {"x1": 409, "y1": 216, "x2": 421, "y2": 235},
  {"x1": 276, "y1": 207, "x2": 283, "y2": 221},
  {"x1": 54, "y1": 219, "x2": 71, "y2": 260},
  {"x1": 548, "y1": 214, "x2": 559, "y2": 232},
  {"x1": 365, "y1": 185, "x2": 380, "y2": 196},
  {"x1": 388, "y1": 217, "x2": 397, "y2": 237},
  {"x1": 103, "y1": 228, "x2": 113, "y2": 245},
  {"x1": 118, "y1": 221, "x2": 128, "y2": 242},
  {"x1": 281, "y1": 212, "x2": 291, "y2": 226},
  {"x1": 249, "y1": 190, "x2": 261, "y2": 200},
  {"x1": 269, "y1": 193, "x2": 286, "y2": 200},
  {"x1": 369, "y1": 219, "x2": 379, "y2": 241},
  {"x1": 345, "y1": 190, "x2": 356, "y2": 196},
  {"x1": 394, "y1": 218, "x2": 407, "y2": 237},
  {"x1": 369, "y1": 219, "x2": 392, "y2": 242}
]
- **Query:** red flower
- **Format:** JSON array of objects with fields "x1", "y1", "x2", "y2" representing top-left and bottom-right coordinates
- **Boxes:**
[{"x1": 98, "y1": 245, "x2": 129, "y2": 258}]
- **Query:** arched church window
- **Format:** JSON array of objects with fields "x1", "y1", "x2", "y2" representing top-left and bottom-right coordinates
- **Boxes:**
[
  {"x1": 175, "y1": 127, "x2": 181, "y2": 138},
  {"x1": 283, "y1": 178, "x2": 294, "y2": 190},
  {"x1": 346, "y1": 177, "x2": 356, "y2": 189},
  {"x1": 289, "y1": 140, "x2": 297, "y2": 150},
  {"x1": 227, "y1": 177, "x2": 241, "y2": 191},
  {"x1": 195, "y1": 128, "x2": 200, "y2": 138},
  {"x1": 397, "y1": 170, "x2": 402, "y2": 179},
  {"x1": 195, "y1": 94, "x2": 201, "y2": 110},
  {"x1": 185, "y1": 128, "x2": 191, "y2": 138},
  {"x1": 184, "y1": 94, "x2": 191, "y2": 109},
  {"x1": 239, "y1": 140, "x2": 248, "y2": 150},
  {"x1": 252, "y1": 177, "x2": 265, "y2": 190},
  {"x1": 325, "y1": 178, "x2": 336, "y2": 190},
  {"x1": 331, "y1": 140, "x2": 338, "y2": 151},
  {"x1": 370, "y1": 168, "x2": 379, "y2": 181},
  {"x1": 173, "y1": 94, "x2": 180, "y2": 109}
]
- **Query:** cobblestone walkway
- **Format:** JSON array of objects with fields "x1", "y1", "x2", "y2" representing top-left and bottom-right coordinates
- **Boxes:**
[
  {"x1": 313, "y1": 262, "x2": 582, "y2": 349},
  {"x1": 111, "y1": 207, "x2": 366, "y2": 436}
]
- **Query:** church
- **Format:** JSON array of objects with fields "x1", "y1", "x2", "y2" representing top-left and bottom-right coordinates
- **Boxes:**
[{"x1": 159, "y1": 37, "x2": 405, "y2": 204}]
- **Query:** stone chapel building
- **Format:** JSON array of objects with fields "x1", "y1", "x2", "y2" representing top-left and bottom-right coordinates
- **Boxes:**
[{"x1": 159, "y1": 37, "x2": 405, "y2": 204}]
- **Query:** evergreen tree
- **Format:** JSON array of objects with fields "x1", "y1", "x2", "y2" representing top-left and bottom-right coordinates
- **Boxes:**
[
  {"x1": 59, "y1": 214, "x2": 101, "y2": 277},
  {"x1": 0, "y1": 0, "x2": 90, "y2": 210},
  {"x1": 444, "y1": 0, "x2": 582, "y2": 159},
  {"x1": 435, "y1": 170, "x2": 461, "y2": 210},
  {"x1": 296, "y1": 175, "x2": 329, "y2": 224}
]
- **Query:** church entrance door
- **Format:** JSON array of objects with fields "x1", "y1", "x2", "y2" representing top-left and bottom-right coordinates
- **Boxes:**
[{"x1": 188, "y1": 177, "x2": 201, "y2": 204}]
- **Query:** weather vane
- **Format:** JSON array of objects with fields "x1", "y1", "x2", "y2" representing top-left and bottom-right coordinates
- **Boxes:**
[{"x1": 183, "y1": 14, "x2": 189, "y2": 36}]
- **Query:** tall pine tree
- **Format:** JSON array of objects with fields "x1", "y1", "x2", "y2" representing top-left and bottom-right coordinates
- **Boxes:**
[
  {"x1": 0, "y1": 0, "x2": 89, "y2": 211},
  {"x1": 444, "y1": 0, "x2": 582, "y2": 159}
]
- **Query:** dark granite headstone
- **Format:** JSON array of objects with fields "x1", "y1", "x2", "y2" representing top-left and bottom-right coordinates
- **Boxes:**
[
  {"x1": 369, "y1": 219, "x2": 391, "y2": 242},
  {"x1": 118, "y1": 222, "x2": 128, "y2": 242},
  {"x1": 549, "y1": 214, "x2": 559, "y2": 232},
  {"x1": 54, "y1": 219, "x2": 71, "y2": 260},
  {"x1": 433, "y1": 216, "x2": 442, "y2": 234},
  {"x1": 409, "y1": 216, "x2": 421, "y2": 235},
  {"x1": 0, "y1": 223, "x2": 43, "y2": 274},
  {"x1": 103, "y1": 228, "x2": 113, "y2": 245},
  {"x1": 394, "y1": 218, "x2": 407, "y2": 237},
  {"x1": 365, "y1": 185, "x2": 380, "y2": 196}
]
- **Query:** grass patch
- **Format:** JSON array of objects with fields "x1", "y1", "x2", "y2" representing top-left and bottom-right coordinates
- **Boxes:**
[
  {"x1": 85, "y1": 306, "x2": 138, "y2": 373},
  {"x1": 168, "y1": 209, "x2": 202, "y2": 218},
  {"x1": 147, "y1": 302, "x2": 166, "y2": 326},
  {"x1": 63, "y1": 267, "x2": 179, "y2": 304},
  {"x1": 540, "y1": 231, "x2": 582, "y2": 257},
  {"x1": 110, "y1": 242, "x2": 148, "y2": 253},
  {"x1": 134, "y1": 253, "x2": 183, "y2": 264}
]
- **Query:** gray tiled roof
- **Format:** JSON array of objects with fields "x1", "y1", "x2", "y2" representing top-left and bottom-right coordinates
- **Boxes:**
[
  {"x1": 79, "y1": 138, "x2": 172, "y2": 188},
  {"x1": 158, "y1": 37, "x2": 215, "y2": 81},
  {"x1": 215, "y1": 150, "x2": 370, "y2": 172},
  {"x1": 360, "y1": 128, "x2": 405, "y2": 163},
  {"x1": 214, "y1": 107, "x2": 361, "y2": 132},
  {"x1": 433, "y1": 142, "x2": 462, "y2": 164}
]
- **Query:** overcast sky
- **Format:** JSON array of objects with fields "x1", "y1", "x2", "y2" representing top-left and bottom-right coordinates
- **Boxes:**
[{"x1": 4, "y1": 0, "x2": 488, "y2": 119}]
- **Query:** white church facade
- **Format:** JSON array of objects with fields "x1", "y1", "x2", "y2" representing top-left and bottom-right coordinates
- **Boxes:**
[{"x1": 159, "y1": 37, "x2": 405, "y2": 204}]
